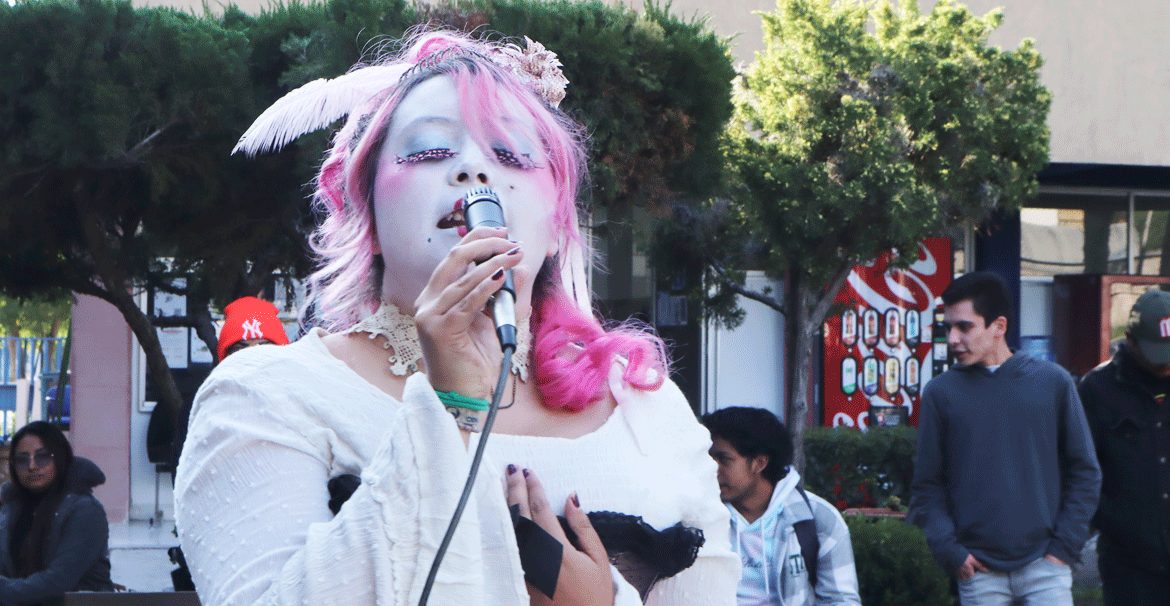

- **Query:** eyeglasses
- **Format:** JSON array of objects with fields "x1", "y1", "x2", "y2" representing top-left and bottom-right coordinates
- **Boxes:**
[{"x1": 13, "y1": 449, "x2": 54, "y2": 470}]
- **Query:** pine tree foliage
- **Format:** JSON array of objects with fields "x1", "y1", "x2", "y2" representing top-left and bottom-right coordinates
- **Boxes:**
[{"x1": 0, "y1": 0, "x2": 315, "y2": 415}]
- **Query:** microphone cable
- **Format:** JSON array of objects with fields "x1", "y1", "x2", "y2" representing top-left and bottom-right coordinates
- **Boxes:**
[{"x1": 417, "y1": 344, "x2": 515, "y2": 606}]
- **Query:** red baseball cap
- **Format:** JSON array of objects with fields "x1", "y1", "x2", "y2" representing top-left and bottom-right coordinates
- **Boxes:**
[{"x1": 216, "y1": 297, "x2": 289, "y2": 361}]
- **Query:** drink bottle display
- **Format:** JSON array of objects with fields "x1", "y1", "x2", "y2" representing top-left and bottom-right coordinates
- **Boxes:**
[
  {"x1": 841, "y1": 309, "x2": 858, "y2": 348},
  {"x1": 932, "y1": 304, "x2": 949, "y2": 375},
  {"x1": 884, "y1": 308, "x2": 901, "y2": 347},
  {"x1": 841, "y1": 357, "x2": 858, "y2": 395},
  {"x1": 884, "y1": 356, "x2": 901, "y2": 397},
  {"x1": 905, "y1": 308, "x2": 920, "y2": 347},
  {"x1": 862, "y1": 357, "x2": 879, "y2": 396},
  {"x1": 863, "y1": 308, "x2": 880, "y2": 348},
  {"x1": 904, "y1": 357, "x2": 920, "y2": 395}
]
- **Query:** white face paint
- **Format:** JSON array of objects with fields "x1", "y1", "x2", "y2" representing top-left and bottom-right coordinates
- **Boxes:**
[{"x1": 371, "y1": 75, "x2": 557, "y2": 314}]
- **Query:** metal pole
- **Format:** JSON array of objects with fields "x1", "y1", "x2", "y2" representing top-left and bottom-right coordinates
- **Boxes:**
[{"x1": 1127, "y1": 192, "x2": 1135, "y2": 275}]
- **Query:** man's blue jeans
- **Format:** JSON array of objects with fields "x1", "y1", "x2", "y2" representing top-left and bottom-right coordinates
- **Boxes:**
[{"x1": 956, "y1": 557, "x2": 1073, "y2": 606}]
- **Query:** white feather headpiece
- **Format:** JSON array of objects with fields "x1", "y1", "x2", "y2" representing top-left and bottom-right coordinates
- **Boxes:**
[{"x1": 232, "y1": 37, "x2": 569, "y2": 157}]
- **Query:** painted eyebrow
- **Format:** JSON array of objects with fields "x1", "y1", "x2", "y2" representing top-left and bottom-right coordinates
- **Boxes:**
[{"x1": 397, "y1": 115, "x2": 457, "y2": 131}]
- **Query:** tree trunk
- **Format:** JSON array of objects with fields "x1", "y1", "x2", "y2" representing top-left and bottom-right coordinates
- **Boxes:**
[
  {"x1": 72, "y1": 179, "x2": 183, "y2": 420},
  {"x1": 189, "y1": 298, "x2": 219, "y2": 363},
  {"x1": 786, "y1": 262, "x2": 855, "y2": 475},
  {"x1": 105, "y1": 287, "x2": 183, "y2": 419},
  {"x1": 788, "y1": 272, "x2": 814, "y2": 474}
]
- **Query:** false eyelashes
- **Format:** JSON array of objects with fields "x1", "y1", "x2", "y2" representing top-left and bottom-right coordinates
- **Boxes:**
[
  {"x1": 396, "y1": 148, "x2": 457, "y2": 164},
  {"x1": 394, "y1": 147, "x2": 535, "y2": 169}
]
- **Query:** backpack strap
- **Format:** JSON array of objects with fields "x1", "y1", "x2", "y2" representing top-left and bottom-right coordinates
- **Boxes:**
[{"x1": 793, "y1": 484, "x2": 820, "y2": 588}]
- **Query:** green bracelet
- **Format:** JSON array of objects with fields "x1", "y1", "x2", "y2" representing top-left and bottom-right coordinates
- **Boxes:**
[{"x1": 435, "y1": 390, "x2": 490, "y2": 411}]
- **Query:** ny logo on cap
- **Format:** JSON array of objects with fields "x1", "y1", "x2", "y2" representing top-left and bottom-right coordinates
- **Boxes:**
[
  {"x1": 1161, "y1": 317, "x2": 1170, "y2": 339},
  {"x1": 242, "y1": 318, "x2": 264, "y2": 340}
]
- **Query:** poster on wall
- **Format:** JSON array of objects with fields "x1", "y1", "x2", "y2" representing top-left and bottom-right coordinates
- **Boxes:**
[{"x1": 822, "y1": 238, "x2": 952, "y2": 429}]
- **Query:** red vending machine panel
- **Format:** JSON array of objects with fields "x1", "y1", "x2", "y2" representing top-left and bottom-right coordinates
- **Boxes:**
[{"x1": 822, "y1": 238, "x2": 952, "y2": 429}]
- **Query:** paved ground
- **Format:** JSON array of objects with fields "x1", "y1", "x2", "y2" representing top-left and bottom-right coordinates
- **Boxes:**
[{"x1": 109, "y1": 521, "x2": 179, "y2": 593}]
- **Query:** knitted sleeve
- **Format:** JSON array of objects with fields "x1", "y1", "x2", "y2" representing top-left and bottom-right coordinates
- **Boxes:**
[
  {"x1": 623, "y1": 381, "x2": 742, "y2": 606},
  {"x1": 174, "y1": 364, "x2": 525, "y2": 606}
]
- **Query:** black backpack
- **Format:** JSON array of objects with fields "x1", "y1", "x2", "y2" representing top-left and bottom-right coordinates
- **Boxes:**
[{"x1": 793, "y1": 485, "x2": 820, "y2": 587}]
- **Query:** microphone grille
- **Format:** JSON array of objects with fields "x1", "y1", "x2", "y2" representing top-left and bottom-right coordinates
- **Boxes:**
[{"x1": 464, "y1": 187, "x2": 499, "y2": 203}]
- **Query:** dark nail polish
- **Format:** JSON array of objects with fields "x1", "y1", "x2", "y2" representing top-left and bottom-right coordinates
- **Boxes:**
[
  {"x1": 571, "y1": 492, "x2": 580, "y2": 507},
  {"x1": 491, "y1": 268, "x2": 505, "y2": 280},
  {"x1": 507, "y1": 464, "x2": 517, "y2": 475},
  {"x1": 506, "y1": 245, "x2": 522, "y2": 256},
  {"x1": 522, "y1": 468, "x2": 530, "y2": 478}
]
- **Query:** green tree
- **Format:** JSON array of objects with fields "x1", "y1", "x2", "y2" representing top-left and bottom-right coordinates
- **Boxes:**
[
  {"x1": 0, "y1": 293, "x2": 71, "y2": 339},
  {"x1": 0, "y1": 0, "x2": 314, "y2": 417},
  {"x1": 653, "y1": 0, "x2": 1050, "y2": 469}
]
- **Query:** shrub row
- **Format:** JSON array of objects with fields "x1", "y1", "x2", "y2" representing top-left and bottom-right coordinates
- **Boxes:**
[{"x1": 804, "y1": 424, "x2": 917, "y2": 510}]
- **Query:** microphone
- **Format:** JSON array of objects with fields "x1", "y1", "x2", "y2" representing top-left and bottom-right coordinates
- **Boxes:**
[{"x1": 462, "y1": 187, "x2": 517, "y2": 351}]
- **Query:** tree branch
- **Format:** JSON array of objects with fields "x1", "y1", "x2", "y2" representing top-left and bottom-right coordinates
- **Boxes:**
[
  {"x1": 122, "y1": 126, "x2": 171, "y2": 165},
  {"x1": 808, "y1": 261, "x2": 856, "y2": 328},
  {"x1": 150, "y1": 315, "x2": 197, "y2": 328},
  {"x1": 712, "y1": 263, "x2": 787, "y2": 316}
]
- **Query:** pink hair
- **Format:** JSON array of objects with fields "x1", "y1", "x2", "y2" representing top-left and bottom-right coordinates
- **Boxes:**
[{"x1": 305, "y1": 29, "x2": 666, "y2": 411}]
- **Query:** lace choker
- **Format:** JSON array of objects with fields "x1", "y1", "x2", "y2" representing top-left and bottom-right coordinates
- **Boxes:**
[{"x1": 344, "y1": 302, "x2": 530, "y2": 380}]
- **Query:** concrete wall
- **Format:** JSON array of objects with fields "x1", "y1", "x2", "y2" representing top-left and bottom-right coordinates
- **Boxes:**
[{"x1": 70, "y1": 295, "x2": 133, "y2": 523}]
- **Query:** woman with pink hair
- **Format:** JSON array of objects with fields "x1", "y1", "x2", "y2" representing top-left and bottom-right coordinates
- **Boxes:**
[{"x1": 175, "y1": 30, "x2": 737, "y2": 606}]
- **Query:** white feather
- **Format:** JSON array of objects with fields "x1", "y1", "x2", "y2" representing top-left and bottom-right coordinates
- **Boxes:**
[{"x1": 233, "y1": 64, "x2": 410, "y2": 156}]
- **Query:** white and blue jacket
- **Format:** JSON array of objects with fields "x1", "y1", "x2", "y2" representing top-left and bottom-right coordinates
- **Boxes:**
[{"x1": 727, "y1": 471, "x2": 861, "y2": 606}]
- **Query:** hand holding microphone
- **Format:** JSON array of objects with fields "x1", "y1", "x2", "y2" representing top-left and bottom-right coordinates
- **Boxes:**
[{"x1": 462, "y1": 187, "x2": 518, "y2": 352}]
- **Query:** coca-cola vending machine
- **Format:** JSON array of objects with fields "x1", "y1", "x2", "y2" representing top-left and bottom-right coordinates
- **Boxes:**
[{"x1": 822, "y1": 238, "x2": 952, "y2": 429}]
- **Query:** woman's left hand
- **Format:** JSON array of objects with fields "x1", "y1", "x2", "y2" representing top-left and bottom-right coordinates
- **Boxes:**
[{"x1": 506, "y1": 466, "x2": 614, "y2": 606}]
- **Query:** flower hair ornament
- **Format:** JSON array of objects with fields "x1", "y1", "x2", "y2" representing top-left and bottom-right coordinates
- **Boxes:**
[{"x1": 232, "y1": 35, "x2": 569, "y2": 157}]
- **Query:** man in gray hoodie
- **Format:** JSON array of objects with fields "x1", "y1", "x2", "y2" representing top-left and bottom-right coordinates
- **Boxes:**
[{"x1": 910, "y1": 271, "x2": 1101, "y2": 606}]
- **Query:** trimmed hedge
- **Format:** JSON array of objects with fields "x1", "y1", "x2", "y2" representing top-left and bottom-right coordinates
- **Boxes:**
[
  {"x1": 846, "y1": 515, "x2": 954, "y2": 606},
  {"x1": 804, "y1": 425, "x2": 917, "y2": 510}
]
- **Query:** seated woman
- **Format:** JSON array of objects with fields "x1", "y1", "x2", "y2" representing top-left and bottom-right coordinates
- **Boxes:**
[
  {"x1": 0, "y1": 421, "x2": 114, "y2": 604},
  {"x1": 175, "y1": 29, "x2": 738, "y2": 606}
]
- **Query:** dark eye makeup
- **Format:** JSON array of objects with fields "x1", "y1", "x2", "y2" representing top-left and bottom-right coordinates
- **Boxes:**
[
  {"x1": 394, "y1": 147, "x2": 535, "y2": 169},
  {"x1": 493, "y1": 148, "x2": 533, "y2": 169},
  {"x1": 395, "y1": 148, "x2": 457, "y2": 164}
]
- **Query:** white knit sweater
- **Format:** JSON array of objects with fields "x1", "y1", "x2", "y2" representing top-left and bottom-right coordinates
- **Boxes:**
[{"x1": 175, "y1": 328, "x2": 738, "y2": 606}]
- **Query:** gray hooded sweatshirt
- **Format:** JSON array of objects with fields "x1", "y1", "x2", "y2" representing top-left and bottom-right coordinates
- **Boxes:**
[{"x1": 909, "y1": 351, "x2": 1101, "y2": 574}]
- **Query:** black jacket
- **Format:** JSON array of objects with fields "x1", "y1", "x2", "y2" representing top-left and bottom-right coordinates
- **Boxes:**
[
  {"x1": 0, "y1": 457, "x2": 114, "y2": 604},
  {"x1": 1079, "y1": 343, "x2": 1170, "y2": 575}
]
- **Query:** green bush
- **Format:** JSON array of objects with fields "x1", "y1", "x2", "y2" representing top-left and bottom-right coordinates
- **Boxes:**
[
  {"x1": 846, "y1": 515, "x2": 954, "y2": 606},
  {"x1": 804, "y1": 425, "x2": 917, "y2": 510}
]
